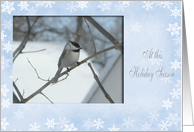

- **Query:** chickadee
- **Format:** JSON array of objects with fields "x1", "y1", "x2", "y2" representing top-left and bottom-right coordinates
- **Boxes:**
[{"x1": 52, "y1": 40, "x2": 82, "y2": 83}]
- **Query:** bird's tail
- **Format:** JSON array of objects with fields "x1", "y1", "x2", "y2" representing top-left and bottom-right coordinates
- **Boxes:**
[{"x1": 52, "y1": 67, "x2": 63, "y2": 83}]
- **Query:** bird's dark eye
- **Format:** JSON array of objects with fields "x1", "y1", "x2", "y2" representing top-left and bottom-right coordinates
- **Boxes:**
[{"x1": 70, "y1": 41, "x2": 80, "y2": 48}]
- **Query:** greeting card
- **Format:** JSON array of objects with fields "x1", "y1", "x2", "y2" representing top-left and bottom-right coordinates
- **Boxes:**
[{"x1": 1, "y1": 1, "x2": 193, "y2": 131}]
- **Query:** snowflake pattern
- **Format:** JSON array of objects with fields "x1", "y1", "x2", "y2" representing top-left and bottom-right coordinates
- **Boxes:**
[
  {"x1": 166, "y1": 113, "x2": 181, "y2": 126},
  {"x1": 166, "y1": 22, "x2": 181, "y2": 36},
  {"x1": 66, "y1": 2, "x2": 77, "y2": 13},
  {"x1": 83, "y1": 118, "x2": 93, "y2": 130},
  {"x1": 141, "y1": 122, "x2": 151, "y2": 131},
  {"x1": 108, "y1": 125, "x2": 120, "y2": 131},
  {"x1": 162, "y1": 98, "x2": 173, "y2": 110},
  {"x1": 142, "y1": 1, "x2": 154, "y2": 11},
  {"x1": 161, "y1": 1, "x2": 173, "y2": 9},
  {"x1": 1, "y1": 31, "x2": 7, "y2": 41},
  {"x1": 44, "y1": 1, "x2": 55, "y2": 8},
  {"x1": 114, "y1": 1, "x2": 130, "y2": 11},
  {"x1": 3, "y1": 41, "x2": 13, "y2": 53},
  {"x1": 170, "y1": 88, "x2": 181, "y2": 99},
  {"x1": 14, "y1": 109, "x2": 25, "y2": 120},
  {"x1": 175, "y1": 46, "x2": 181, "y2": 58},
  {"x1": 63, "y1": 124, "x2": 78, "y2": 131},
  {"x1": 44, "y1": 119, "x2": 57, "y2": 129},
  {"x1": 171, "y1": 7, "x2": 181, "y2": 18},
  {"x1": 17, "y1": 1, "x2": 29, "y2": 10},
  {"x1": 1, "y1": 98, "x2": 11, "y2": 109},
  {"x1": 1, "y1": 56, "x2": 10, "y2": 70},
  {"x1": 161, "y1": 78, "x2": 172, "y2": 84},
  {"x1": 58, "y1": 117, "x2": 69, "y2": 128},
  {"x1": 1, "y1": 1, "x2": 15, "y2": 14},
  {"x1": 158, "y1": 120, "x2": 171, "y2": 131},
  {"x1": 148, "y1": 111, "x2": 159, "y2": 121},
  {"x1": 26, "y1": 7, "x2": 37, "y2": 15},
  {"x1": 29, "y1": 122, "x2": 41, "y2": 131},
  {"x1": 123, "y1": 117, "x2": 134, "y2": 129},
  {"x1": 97, "y1": 1, "x2": 112, "y2": 12},
  {"x1": 131, "y1": 23, "x2": 142, "y2": 34},
  {"x1": 1, "y1": 117, "x2": 9, "y2": 130},
  {"x1": 77, "y1": 1, "x2": 88, "y2": 10},
  {"x1": 1, "y1": 84, "x2": 10, "y2": 97},
  {"x1": 173, "y1": 35, "x2": 181, "y2": 45},
  {"x1": 170, "y1": 59, "x2": 181, "y2": 71},
  {"x1": 1, "y1": 20, "x2": 12, "y2": 30},
  {"x1": 93, "y1": 118, "x2": 104, "y2": 130},
  {"x1": 175, "y1": 79, "x2": 181, "y2": 88}
]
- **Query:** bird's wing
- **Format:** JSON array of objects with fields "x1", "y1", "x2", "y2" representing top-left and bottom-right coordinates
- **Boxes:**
[{"x1": 58, "y1": 48, "x2": 68, "y2": 68}]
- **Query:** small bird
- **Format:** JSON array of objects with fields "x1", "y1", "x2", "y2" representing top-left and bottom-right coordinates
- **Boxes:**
[{"x1": 52, "y1": 40, "x2": 82, "y2": 83}]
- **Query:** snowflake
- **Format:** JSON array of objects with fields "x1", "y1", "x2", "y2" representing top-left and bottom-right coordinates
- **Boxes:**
[
  {"x1": 44, "y1": 119, "x2": 57, "y2": 129},
  {"x1": 170, "y1": 59, "x2": 181, "y2": 71},
  {"x1": 131, "y1": 23, "x2": 142, "y2": 34},
  {"x1": 58, "y1": 117, "x2": 69, "y2": 128},
  {"x1": 171, "y1": 7, "x2": 181, "y2": 18},
  {"x1": 13, "y1": 129, "x2": 21, "y2": 131},
  {"x1": 142, "y1": 1, "x2": 154, "y2": 11},
  {"x1": 158, "y1": 120, "x2": 171, "y2": 131},
  {"x1": 149, "y1": 59, "x2": 162, "y2": 65},
  {"x1": 26, "y1": 7, "x2": 37, "y2": 15},
  {"x1": 83, "y1": 118, "x2": 93, "y2": 130},
  {"x1": 161, "y1": 78, "x2": 172, "y2": 84},
  {"x1": 17, "y1": 1, "x2": 29, "y2": 10},
  {"x1": 1, "y1": 20, "x2": 12, "y2": 30},
  {"x1": 175, "y1": 46, "x2": 181, "y2": 58},
  {"x1": 175, "y1": 79, "x2": 181, "y2": 88},
  {"x1": 1, "y1": 84, "x2": 10, "y2": 97},
  {"x1": 66, "y1": 2, "x2": 77, "y2": 13},
  {"x1": 77, "y1": 1, "x2": 88, "y2": 10},
  {"x1": 166, "y1": 22, "x2": 181, "y2": 36},
  {"x1": 93, "y1": 118, "x2": 104, "y2": 130},
  {"x1": 3, "y1": 41, "x2": 13, "y2": 53},
  {"x1": 1, "y1": 98, "x2": 11, "y2": 109},
  {"x1": 173, "y1": 35, "x2": 181, "y2": 45},
  {"x1": 166, "y1": 113, "x2": 181, "y2": 126},
  {"x1": 1, "y1": 1, "x2": 15, "y2": 14},
  {"x1": 148, "y1": 111, "x2": 160, "y2": 121},
  {"x1": 121, "y1": 1, "x2": 130, "y2": 7},
  {"x1": 97, "y1": 1, "x2": 112, "y2": 12},
  {"x1": 162, "y1": 98, "x2": 173, "y2": 110},
  {"x1": 170, "y1": 88, "x2": 181, "y2": 99},
  {"x1": 44, "y1": 1, "x2": 55, "y2": 8},
  {"x1": 29, "y1": 122, "x2": 41, "y2": 131},
  {"x1": 1, "y1": 31, "x2": 7, "y2": 41},
  {"x1": 161, "y1": 1, "x2": 173, "y2": 9},
  {"x1": 63, "y1": 124, "x2": 78, "y2": 131},
  {"x1": 1, "y1": 117, "x2": 9, "y2": 130},
  {"x1": 32, "y1": 1, "x2": 45, "y2": 7},
  {"x1": 123, "y1": 117, "x2": 134, "y2": 129},
  {"x1": 1, "y1": 56, "x2": 10, "y2": 70},
  {"x1": 14, "y1": 109, "x2": 25, "y2": 120},
  {"x1": 153, "y1": 1, "x2": 163, "y2": 7},
  {"x1": 141, "y1": 122, "x2": 151, "y2": 131},
  {"x1": 108, "y1": 125, "x2": 120, "y2": 131}
]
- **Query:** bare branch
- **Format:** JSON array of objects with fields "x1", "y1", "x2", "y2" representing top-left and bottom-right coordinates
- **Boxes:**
[
  {"x1": 27, "y1": 57, "x2": 50, "y2": 82},
  {"x1": 21, "y1": 48, "x2": 46, "y2": 54},
  {"x1": 40, "y1": 92, "x2": 53, "y2": 104},
  {"x1": 13, "y1": 82, "x2": 23, "y2": 102},
  {"x1": 88, "y1": 63, "x2": 114, "y2": 103},
  {"x1": 84, "y1": 18, "x2": 97, "y2": 53},
  {"x1": 83, "y1": 16, "x2": 123, "y2": 53}
]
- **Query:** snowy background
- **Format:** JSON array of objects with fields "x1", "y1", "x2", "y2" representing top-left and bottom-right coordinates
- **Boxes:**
[{"x1": 1, "y1": 1, "x2": 182, "y2": 131}]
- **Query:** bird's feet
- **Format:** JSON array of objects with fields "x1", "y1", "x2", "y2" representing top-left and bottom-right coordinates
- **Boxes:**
[
  {"x1": 66, "y1": 67, "x2": 70, "y2": 72},
  {"x1": 76, "y1": 62, "x2": 80, "y2": 66}
]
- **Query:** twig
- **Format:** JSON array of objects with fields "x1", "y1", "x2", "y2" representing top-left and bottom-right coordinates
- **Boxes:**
[
  {"x1": 21, "y1": 42, "x2": 123, "y2": 103},
  {"x1": 84, "y1": 18, "x2": 97, "y2": 53},
  {"x1": 15, "y1": 78, "x2": 19, "y2": 83},
  {"x1": 40, "y1": 92, "x2": 53, "y2": 104},
  {"x1": 83, "y1": 16, "x2": 123, "y2": 53},
  {"x1": 88, "y1": 63, "x2": 114, "y2": 103},
  {"x1": 13, "y1": 82, "x2": 23, "y2": 102},
  {"x1": 57, "y1": 73, "x2": 69, "y2": 83},
  {"x1": 21, "y1": 49, "x2": 46, "y2": 54},
  {"x1": 22, "y1": 89, "x2": 25, "y2": 97},
  {"x1": 27, "y1": 57, "x2": 50, "y2": 81}
]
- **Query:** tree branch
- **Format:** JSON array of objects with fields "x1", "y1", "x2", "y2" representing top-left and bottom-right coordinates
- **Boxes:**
[
  {"x1": 88, "y1": 63, "x2": 114, "y2": 103},
  {"x1": 21, "y1": 48, "x2": 46, "y2": 54},
  {"x1": 83, "y1": 16, "x2": 123, "y2": 53},
  {"x1": 40, "y1": 92, "x2": 53, "y2": 104}
]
